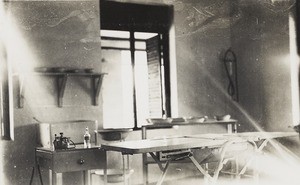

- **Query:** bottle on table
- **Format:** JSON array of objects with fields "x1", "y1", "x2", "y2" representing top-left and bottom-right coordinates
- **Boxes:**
[{"x1": 84, "y1": 127, "x2": 91, "y2": 148}]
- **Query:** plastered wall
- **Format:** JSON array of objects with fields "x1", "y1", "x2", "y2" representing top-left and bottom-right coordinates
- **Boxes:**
[
  {"x1": 230, "y1": 0, "x2": 294, "y2": 131},
  {"x1": 1, "y1": 1, "x2": 102, "y2": 184},
  {"x1": 175, "y1": 0, "x2": 296, "y2": 133}
]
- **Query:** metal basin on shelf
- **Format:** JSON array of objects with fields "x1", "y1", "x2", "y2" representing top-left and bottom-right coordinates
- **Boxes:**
[{"x1": 97, "y1": 128, "x2": 133, "y2": 141}]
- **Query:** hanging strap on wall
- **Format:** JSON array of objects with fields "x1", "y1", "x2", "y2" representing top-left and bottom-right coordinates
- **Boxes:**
[{"x1": 223, "y1": 48, "x2": 239, "y2": 102}]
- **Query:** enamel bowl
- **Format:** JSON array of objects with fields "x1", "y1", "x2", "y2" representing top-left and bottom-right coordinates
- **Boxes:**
[{"x1": 97, "y1": 128, "x2": 133, "y2": 141}]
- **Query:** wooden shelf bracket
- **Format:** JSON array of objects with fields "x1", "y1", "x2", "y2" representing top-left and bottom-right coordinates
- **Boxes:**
[
  {"x1": 92, "y1": 74, "x2": 105, "y2": 106},
  {"x1": 17, "y1": 72, "x2": 107, "y2": 108},
  {"x1": 57, "y1": 74, "x2": 68, "y2": 107}
]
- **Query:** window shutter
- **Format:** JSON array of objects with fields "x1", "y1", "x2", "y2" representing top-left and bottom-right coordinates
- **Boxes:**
[{"x1": 146, "y1": 35, "x2": 163, "y2": 118}]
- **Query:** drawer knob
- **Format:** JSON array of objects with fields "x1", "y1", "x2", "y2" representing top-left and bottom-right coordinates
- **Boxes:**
[{"x1": 78, "y1": 158, "x2": 85, "y2": 165}]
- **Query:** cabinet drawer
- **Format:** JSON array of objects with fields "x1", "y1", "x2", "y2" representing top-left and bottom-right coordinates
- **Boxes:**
[{"x1": 52, "y1": 149, "x2": 106, "y2": 173}]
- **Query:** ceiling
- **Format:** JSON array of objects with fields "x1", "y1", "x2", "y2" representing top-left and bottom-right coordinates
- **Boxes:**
[{"x1": 100, "y1": 0, "x2": 174, "y2": 32}]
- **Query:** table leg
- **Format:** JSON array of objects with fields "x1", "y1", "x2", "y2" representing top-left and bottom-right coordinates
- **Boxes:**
[
  {"x1": 83, "y1": 170, "x2": 91, "y2": 185},
  {"x1": 143, "y1": 153, "x2": 148, "y2": 185},
  {"x1": 103, "y1": 151, "x2": 108, "y2": 185},
  {"x1": 233, "y1": 157, "x2": 239, "y2": 180},
  {"x1": 227, "y1": 124, "x2": 233, "y2": 134},
  {"x1": 49, "y1": 171, "x2": 63, "y2": 185},
  {"x1": 189, "y1": 156, "x2": 213, "y2": 182},
  {"x1": 121, "y1": 154, "x2": 131, "y2": 185},
  {"x1": 49, "y1": 170, "x2": 53, "y2": 185},
  {"x1": 49, "y1": 170, "x2": 56, "y2": 185},
  {"x1": 123, "y1": 155, "x2": 127, "y2": 185},
  {"x1": 204, "y1": 163, "x2": 209, "y2": 185},
  {"x1": 155, "y1": 160, "x2": 170, "y2": 185},
  {"x1": 127, "y1": 155, "x2": 130, "y2": 185},
  {"x1": 141, "y1": 126, "x2": 147, "y2": 140},
  {"x1": 228, "y1": 122, "x2": 238, "y2": 179},
  {"x1": 233, "y1": 123, "x2": 238, "y2": 133},
  {"x1": 142, "y1": 126, "x2": 148, "y2": 185}
]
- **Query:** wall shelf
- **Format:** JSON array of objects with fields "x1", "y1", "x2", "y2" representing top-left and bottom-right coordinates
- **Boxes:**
[{"x1": 17, "y1": 72, "x2": 107, "y2": 108}]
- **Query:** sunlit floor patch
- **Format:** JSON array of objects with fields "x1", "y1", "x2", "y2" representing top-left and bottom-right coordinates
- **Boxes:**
[
  {"x1": 150, "y1": 173, "x2": 300, "y2": 185},
  {"x1": 145, "y1": 147, "x2": 300, "y2": 185}
]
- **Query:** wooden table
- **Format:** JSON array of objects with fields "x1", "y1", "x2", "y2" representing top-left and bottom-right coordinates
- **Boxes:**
[
  {"x1": 101, "y1": 132, "x2": 298, "y2": 185},
  {"x1": 35, "y1": 146, "x2": 107, "y2": 185}
]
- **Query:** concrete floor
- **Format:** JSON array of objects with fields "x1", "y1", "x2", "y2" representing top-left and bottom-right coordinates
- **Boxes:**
[
  {"x1": 93, "y1": 172, "x2": 299, "y2": 185},
  {"x1": 92, "y1": 151, "x2": 300, "y2": 185},
  {"x1": 148, "y1": 175, "x2": 293, "y2": 185}
]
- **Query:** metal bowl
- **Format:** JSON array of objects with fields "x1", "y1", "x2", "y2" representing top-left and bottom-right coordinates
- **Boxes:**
[
  {"x1": 215, "y1": 114, "x2": 231, "y2": 121},
  {"x1": 187, "y1": 116, "x2": 208, "y2": 123},
  {"x1": 146, "y1": 118, "x2": 173, "y2": 124},
  {"x1": 97, "y1": 128, "x2": 133, "y2": 141}
]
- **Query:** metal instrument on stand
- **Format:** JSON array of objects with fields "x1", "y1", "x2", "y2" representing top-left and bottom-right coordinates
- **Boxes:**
[{"x1": 53, "y1": 132, "x2": 75, "y2": 150}]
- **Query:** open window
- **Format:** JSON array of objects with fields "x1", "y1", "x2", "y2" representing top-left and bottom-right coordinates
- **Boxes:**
[{"x1": 100, "y1": 0, "x2": 175, "y2": 129}]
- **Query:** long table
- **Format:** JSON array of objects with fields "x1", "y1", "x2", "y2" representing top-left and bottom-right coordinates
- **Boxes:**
[
  {"x1": 141, "y1": 119, "x2": 238, "y2": 185},
  {"x1": 101, "y1": 131, "x2": 298, "y2": 185}
]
